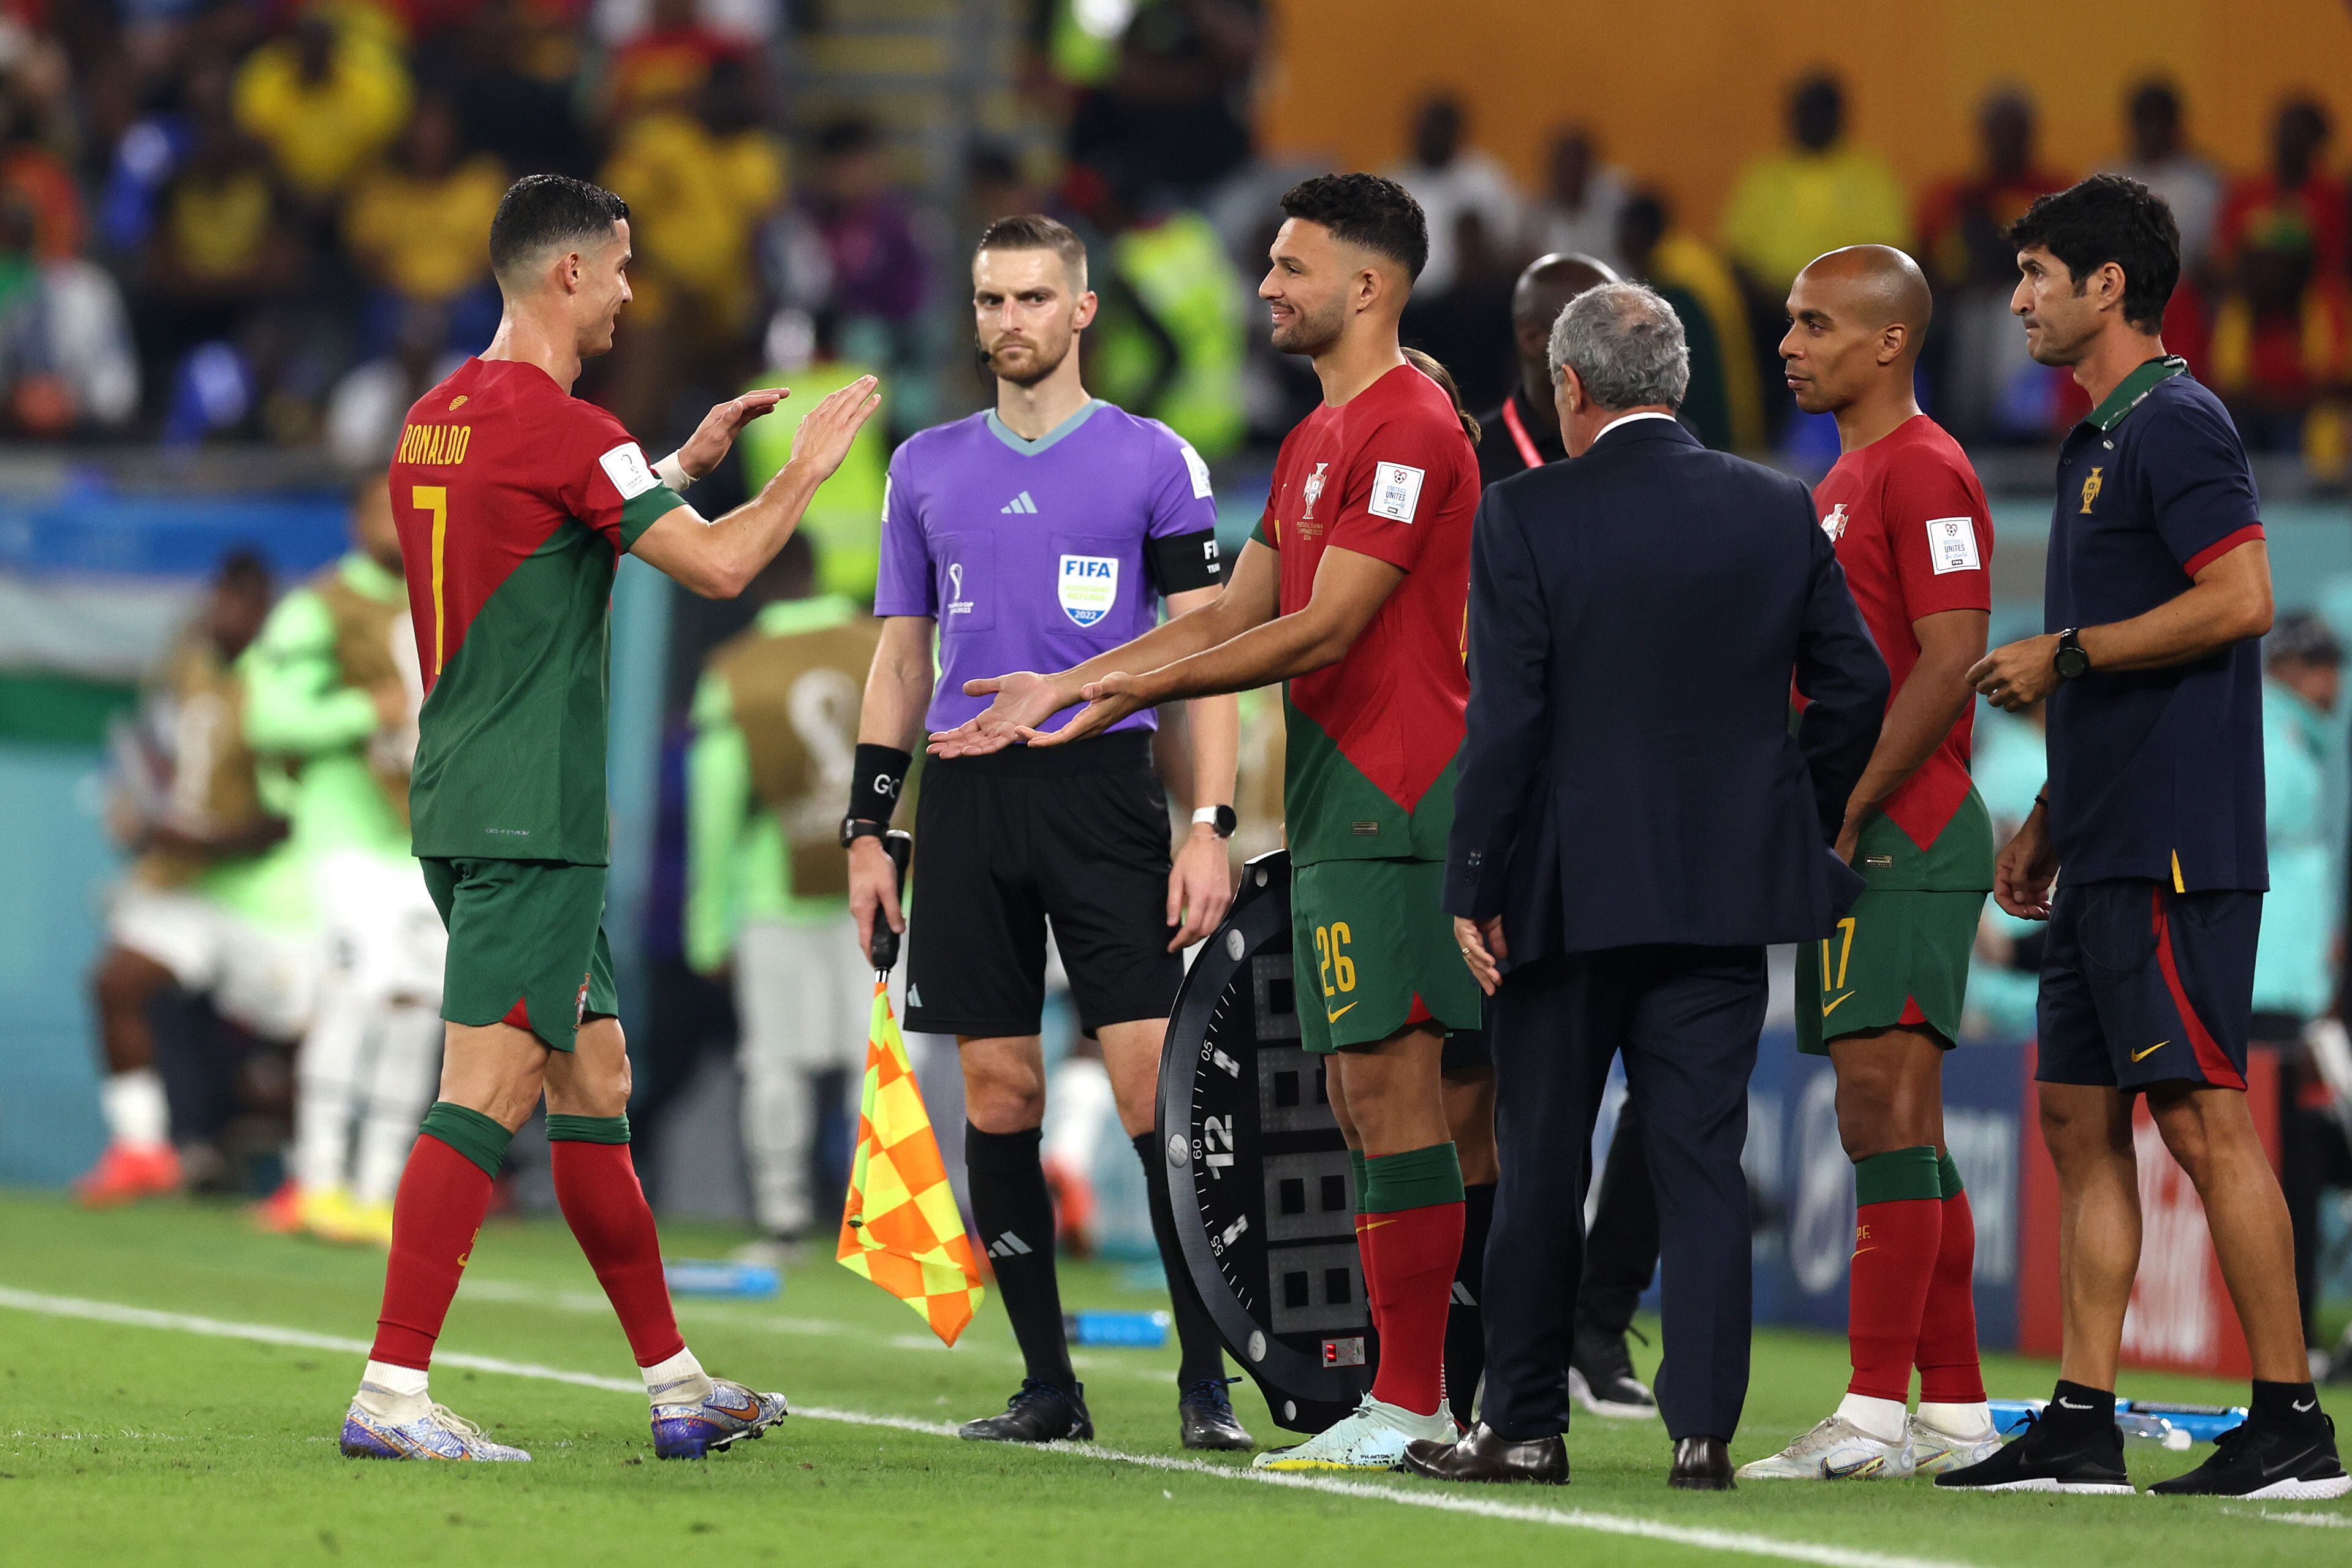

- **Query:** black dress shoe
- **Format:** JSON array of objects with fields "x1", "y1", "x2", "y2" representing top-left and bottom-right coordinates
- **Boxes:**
[
  {"x1": 1178, "y1": 1377, "x2": 1254, "y2": 1452},
  {"x1": 1669, "y1": 1434, "x2": 1734, "y2": 1490},
  {"x1": 1402, "y1": 1422, "x2": 1568, "y2": 1484}
]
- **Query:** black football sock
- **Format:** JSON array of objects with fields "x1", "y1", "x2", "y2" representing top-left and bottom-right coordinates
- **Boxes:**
[
  {"x1": 2040, "y1": 1378, "x2": 2116, "y2": 1437},
  {"x1": 1134, "y1": 1132, "x2": 1228, "y2": 1389},
  {"x1": 1444, "y1": 1181, "x2": 1496, "y2": 1427},
  {"x1": 965, "y1": 1124, "x2": 1074, "y2": 1390},
  {"x1": 2251, "y1": 1379, "x2": 2325, "y2": 1432}
]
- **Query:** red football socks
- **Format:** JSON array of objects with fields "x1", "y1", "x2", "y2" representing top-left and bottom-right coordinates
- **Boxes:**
[
  {"x1": 1360, "y1": 1144, "x2": 1465, "y2": 1418},
  {"x1": 1914, "y1": 1158, "x2": 1986, "y2": 1403},
  {"x1": 370, "y1": 1128, "x2": 499, "y2": 1371},
  {"x1": 1846, "y1": 1146, "x2": 1944, "y2": 1403},
  {"x1": 548, "y1": 1120, "x2": 686, "y2": 1368}
]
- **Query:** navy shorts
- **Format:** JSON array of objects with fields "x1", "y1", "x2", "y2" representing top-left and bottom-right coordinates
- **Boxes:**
[{"x1": 2036, "y1": 878, "x2": 2259, "y2": 1092}]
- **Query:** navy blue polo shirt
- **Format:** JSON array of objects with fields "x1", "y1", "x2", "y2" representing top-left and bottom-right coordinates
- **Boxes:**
[{"x1": 2045, "y1": 356, "x2": 2267, "y2": 892}]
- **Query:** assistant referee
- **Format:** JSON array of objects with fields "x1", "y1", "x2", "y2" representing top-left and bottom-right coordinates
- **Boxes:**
[{"x1": 844, "y1": 215, "x2": 1249, "y2": 1451}]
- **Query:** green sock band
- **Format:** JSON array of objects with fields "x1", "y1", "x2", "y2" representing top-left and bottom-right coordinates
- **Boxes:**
[
  {"x1": 1854, "y1": 1145, "x2": 1943, "y2": 1206},
  {"x1": 1360, "y1": 1142, "x2": 1465, "y2": 1214},
  {"x1": 420, "y1": 1101, "x2": 514, "y2": 1178},
  {"x1": 545, "y1": 1113, "x2": 631, "y2": 1145},
  {"x1": 1348, "y1": 1149, "x2": 1368, "y2": 1214},
  {"x1": 1937, "y1": 1151, "x2": 1964, "y2": 1200}
]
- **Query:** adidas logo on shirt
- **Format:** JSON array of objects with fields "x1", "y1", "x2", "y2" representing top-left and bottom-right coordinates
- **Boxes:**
[
  {"x1": 987, "y1": 1232, "x2": 1033, "y2": 1259},
  {"x1": 1000, "y1": 491, "x2": 1039, "y2": 515},
  {"x1": 1451, "y1": 1282, "x2": 1478, "y2": 1306},
  {"x1": 907, "y1": 983, "x2": 922, "y2": 1007}
]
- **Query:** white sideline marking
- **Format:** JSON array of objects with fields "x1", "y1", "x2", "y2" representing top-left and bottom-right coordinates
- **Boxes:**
[
  {"x1": 0, "y1": 1284, "x2": 2001, "y2": 1568},
  {"x1": 2219, "y1": 1506, "x2": 2351, "y2": 1528}
]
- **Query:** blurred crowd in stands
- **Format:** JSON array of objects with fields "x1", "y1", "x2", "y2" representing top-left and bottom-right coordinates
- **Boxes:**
[{"x1": 2, "y1": 1, "x2": 2348, "y2": 481}]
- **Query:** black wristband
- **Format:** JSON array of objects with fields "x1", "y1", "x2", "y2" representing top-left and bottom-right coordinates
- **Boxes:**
[{"x1": 851, "y1": 743, "x2": 912, "y2": 824}]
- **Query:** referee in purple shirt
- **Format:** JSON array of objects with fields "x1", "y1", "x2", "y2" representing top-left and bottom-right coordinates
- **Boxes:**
[{"x1": 843, "y1": 215, "x2": 1249, "y2": 1450}]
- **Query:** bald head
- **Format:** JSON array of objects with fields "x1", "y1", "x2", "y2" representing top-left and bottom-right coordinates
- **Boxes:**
[
  {"x1": 1514, "y1": 252, "x2": 1620, "y2": 331},
  {"x1": 1512, "y1": 252, "x2": 1620, "y2": 395},
  {"x1": 1781, "y1": 244, "x2": 1935, "y2": 421},
  {"x1": 1797, "y1": 245, "x2": 1932, "y2": 347}
]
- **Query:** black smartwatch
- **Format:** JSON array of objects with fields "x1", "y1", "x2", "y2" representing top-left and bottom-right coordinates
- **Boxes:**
[
  {"x1": 840, "y1": 816, "x2": 888, "y2": 850},
  {"x1": 2054, "y1": 627, "x2": 2090, "y2": 681}
]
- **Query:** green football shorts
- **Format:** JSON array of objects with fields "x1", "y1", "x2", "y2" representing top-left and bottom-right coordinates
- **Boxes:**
[
  {"x1": 1290, "y1": 857, "x2": 1484, "y2": 1055},
  {"x1": 420, "y1": 857, "x2": 618, "y2": 1052},
  {"x1": 1796, "y1": 884, "x2": 1987, "y2": 1055}
]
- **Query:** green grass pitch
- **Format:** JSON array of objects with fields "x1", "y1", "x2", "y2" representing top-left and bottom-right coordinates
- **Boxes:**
[{"x1": 1, "y1": 1188, "x2": 2345, "y2": 1566}]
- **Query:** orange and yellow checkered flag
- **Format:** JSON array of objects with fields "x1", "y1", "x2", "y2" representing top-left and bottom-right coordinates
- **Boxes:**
[{"x1": 837, "y1": 979, "x2": 984, "y2": 1346}]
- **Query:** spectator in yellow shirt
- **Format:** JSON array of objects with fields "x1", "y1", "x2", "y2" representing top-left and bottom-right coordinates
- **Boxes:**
[
  {"x1": 344, "y1": 96, "x2": 506, "y2": 341},
  {"x1": 232, "y1": 13, "x2": 412, "y2": 208},
  {"x1": 1720, "y1": 73, "x2": 1911, "y2": 297},
  {"x1": 599, "y1": 56, "x2": 784, "y2": 345}
]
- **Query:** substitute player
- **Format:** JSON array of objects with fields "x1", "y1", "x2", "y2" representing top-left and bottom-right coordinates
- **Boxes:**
[
  {"x1": 1738, "y1": 246, "x2": 1999, "y2": 1482},
  {"x1": 686, "y1": 534, "x2": 879, "y2": 1257},
  {"x1": 244, "y1": 483, "x2": 443, "y2": 1248},
  {"x1": 1948, "y1": 175, "x2": 2345, "y2": 1498},
  {"x1": 846, "y1": 213, "x2": 1247, "y2": 1451},
  {"x1": 933, "y1": 174, "x2": 1483, "y2": 1472},
  {"x1": 344, "y1": 173, "x2": 880, "y2": 1463}
]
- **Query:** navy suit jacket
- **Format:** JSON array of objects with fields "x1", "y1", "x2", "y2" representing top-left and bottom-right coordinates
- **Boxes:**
[{"x1": 1443, "y1": 417, "x2": 1889, "y2": 963}]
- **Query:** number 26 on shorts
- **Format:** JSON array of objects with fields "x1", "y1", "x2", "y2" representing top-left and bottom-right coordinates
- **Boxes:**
[{"x1": 1313, "y1": 922, "x2": 1356, "y2": 998}]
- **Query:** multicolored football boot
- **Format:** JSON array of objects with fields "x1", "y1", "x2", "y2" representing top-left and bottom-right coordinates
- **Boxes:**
[
  {"x1": 340, "y1": 1398, "x2": 532, "y2": 1461},
  {"x1": 1735, "y1": 1414, "x2": 1914, "y2": 1481},
  {"x1": 651, "y1": 1377, "x2": 789, "y2": 1459},
  {"x1": 1251, "y1": 1393, "x2": 1454, "y2": 1472}
]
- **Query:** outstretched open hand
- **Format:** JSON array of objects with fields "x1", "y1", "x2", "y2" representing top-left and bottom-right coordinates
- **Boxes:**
[{"x1": 927, "y1": 670, "x2": 1069, "y2": 759}]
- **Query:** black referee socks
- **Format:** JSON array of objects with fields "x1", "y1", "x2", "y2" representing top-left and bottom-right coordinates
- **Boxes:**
[
  {"x1": 964, "y1": 1124, "x2": 1074, "y2": 1389},
  {"x1": 1132, "y1": 1131, "x2": 1230, "y2": 1390}
]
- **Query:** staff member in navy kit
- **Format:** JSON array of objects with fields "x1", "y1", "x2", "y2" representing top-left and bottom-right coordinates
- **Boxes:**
[{"x1": 1944, "y1": 174, "x2": 2345, "y2": 1500}]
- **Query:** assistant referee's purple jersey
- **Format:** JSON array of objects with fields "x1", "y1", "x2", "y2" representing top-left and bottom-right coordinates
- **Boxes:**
[{"x1": 874, "y1": 399, "x2": 1223, "y2": 735}]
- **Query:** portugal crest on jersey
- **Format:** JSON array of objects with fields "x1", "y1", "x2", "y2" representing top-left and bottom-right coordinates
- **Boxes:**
[
  {"x1": 1821, "y1": 502, "x2": 1848, "y2": 542},
  {"x1": 1301, "y1": 462, "x2": 1329, "y2": 519},
  {"x1": 1058, "y1": 554, "x2": 1118, "y2": 627}
]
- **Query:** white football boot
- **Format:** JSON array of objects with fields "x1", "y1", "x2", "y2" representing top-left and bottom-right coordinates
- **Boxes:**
[
  {"x1": 1251, "y1": 1393, "x2": 1455, "y2": 1472},
  {"x1": 1908, "y1": 1411, "x2": 2003, "y2": 1475},
  {"x1": 1736, "y1": 1414, "x2": 1914, "y2": 1480},
  {"x1": 341, "y1": 1397, "x2": 531, "y2": 1461}
]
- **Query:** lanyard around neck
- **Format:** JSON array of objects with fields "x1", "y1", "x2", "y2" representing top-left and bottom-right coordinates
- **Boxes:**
[{"x1": 1501, "y1": 395, "x2": 1546, "y2": 469}]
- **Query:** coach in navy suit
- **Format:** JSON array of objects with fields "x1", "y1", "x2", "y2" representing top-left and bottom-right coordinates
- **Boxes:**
[{"x1": 1405, "y1": 284, "x2": 1888, "y2": 1491}]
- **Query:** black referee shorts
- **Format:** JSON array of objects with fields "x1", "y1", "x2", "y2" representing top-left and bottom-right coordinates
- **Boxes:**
[{"x1": 904, "y1": 730, "x2": 1183, "y2": 1039}]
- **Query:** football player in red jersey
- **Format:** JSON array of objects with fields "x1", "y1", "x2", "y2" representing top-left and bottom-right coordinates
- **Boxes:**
[
  {"x1": 1739, "y1": 246, "x2": 1999, "y2": 1482},
  {"x1": 932, "y1": 174, "x2": 1484, "y2": 1470},
  {"x1": 345, "y1": 175, "x2": 878, "y2": 1463}
]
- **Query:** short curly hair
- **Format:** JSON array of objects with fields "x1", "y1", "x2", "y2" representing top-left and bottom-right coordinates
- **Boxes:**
[{"x1": 1279, "y1": 173, "x2": 1429, "y2": 282}]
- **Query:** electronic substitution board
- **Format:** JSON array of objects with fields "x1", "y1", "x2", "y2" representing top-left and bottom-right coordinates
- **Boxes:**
[{"x1": 1157, "y1": 850, "x2": 1373, "y2": 1433}]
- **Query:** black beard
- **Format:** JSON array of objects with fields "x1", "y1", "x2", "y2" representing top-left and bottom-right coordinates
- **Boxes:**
[{"x1": 1270, "y1": 308, "x2": 1343, "y2": 358}]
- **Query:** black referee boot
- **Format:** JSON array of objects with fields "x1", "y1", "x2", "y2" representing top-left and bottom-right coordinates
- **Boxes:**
[
  {"x1": 960, "y1": 1378, "x2": 1093, "y2": 1443},
  {"x1": 1178, "y1": 1376, "x2": 1253, "y2": 1451}
]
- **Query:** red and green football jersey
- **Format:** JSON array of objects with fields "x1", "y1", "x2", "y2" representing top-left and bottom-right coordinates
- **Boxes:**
[
  {"x1": 1251, "y1": 362, "x2": 1478, "y2": 863},
  {"x1": 1813, "y1": 413, "x2": 1994, "y2": 879},
  {"x1": 387, "y1": 357, "x2": 684, "y2": 865}
]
